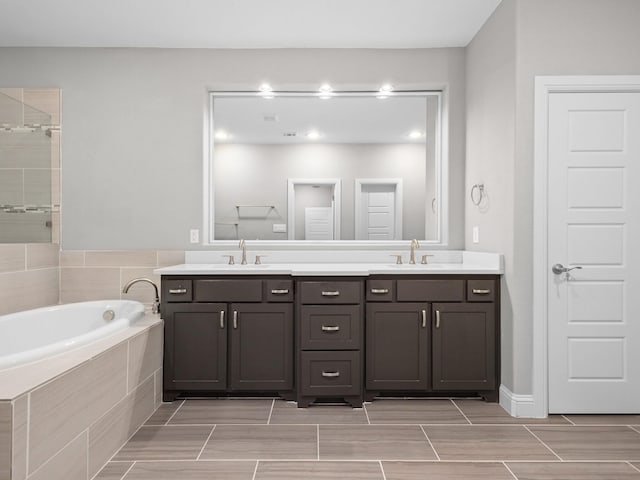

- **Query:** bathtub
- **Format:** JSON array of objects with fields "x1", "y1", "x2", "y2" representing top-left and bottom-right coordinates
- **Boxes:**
[{"x1": 0, "y1": 300, "x2": 145, "y2": 370}]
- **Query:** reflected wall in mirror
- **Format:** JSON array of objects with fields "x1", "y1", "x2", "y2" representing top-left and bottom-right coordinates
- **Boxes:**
[
  {"x1": 0, "y1": 88, "x2": 60, "y2": 243},
  {"x1": 210, "y1": 91, "x2": 442, "y2": 242}
]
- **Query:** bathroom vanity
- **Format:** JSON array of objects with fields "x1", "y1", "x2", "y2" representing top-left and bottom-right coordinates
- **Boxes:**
[{"x1": 157, "y1": 258, "x2": 501, "y2": 406}]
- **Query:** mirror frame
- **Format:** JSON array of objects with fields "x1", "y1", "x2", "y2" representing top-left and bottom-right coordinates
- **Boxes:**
[{"x1": 204, "y1": 90, "x2": 449, "y2": 249}]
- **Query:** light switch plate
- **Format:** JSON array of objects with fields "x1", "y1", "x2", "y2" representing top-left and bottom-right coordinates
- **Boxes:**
[
  {"x1": 273, "y1": 223, "x2": 287, "y2": 233},
  {"x1": 472, "y1": 226, "x2": 479, "y2": 244},
  {"x1": 189, "y1": 229, "x2": 199, "y2": 243}
]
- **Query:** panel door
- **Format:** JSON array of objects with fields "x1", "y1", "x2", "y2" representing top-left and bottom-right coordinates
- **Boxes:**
[
  {"x1": 548, "y1": 92, "x2": 640, "y2": 413},
  {"x1": 432, "y1": 303, "x2": 496, "y2": 391},
  {"x1": 163, "y1": 303, "x2": 227, "y2": 391},
  {"x1": 365, "y1": 303, "x2": 430, "y2": 391},
  {"x1": 228, "y1": 303, "x2": 294, "y2": 391}
]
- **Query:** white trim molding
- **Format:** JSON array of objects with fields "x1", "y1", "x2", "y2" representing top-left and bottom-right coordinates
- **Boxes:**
[
  {"x1": 533, "y1": 75, "x2": 640, "y2": 418},
  {"x1": 499, "y1": 385, "x2": 536, "y2": 418}
]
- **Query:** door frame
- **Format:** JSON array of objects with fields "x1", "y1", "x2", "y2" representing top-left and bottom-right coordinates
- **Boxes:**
[
  {"x1": 287, "y1": 178, "x2": 341, "y2": 240},
  {"x1": 354, "y1": 178, "x2": 403, "y2": 240},
  {"x1": 532, "y1": 75, "x2": 640, "y2": 418}
]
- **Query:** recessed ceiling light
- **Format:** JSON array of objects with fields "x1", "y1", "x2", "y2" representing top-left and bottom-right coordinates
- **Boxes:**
[
  {"x1": 408, "y1": 130, "x2": 424, "y2": 139},
  {"x1": 307, "y1": 130, "x2": 321, "y2": 140},
  {"x1": 318, "y1": 83, "x2": 333, "y2": 100},
  {"x1": 215, "y1": 130, "x2": 230, "y2": 140}
]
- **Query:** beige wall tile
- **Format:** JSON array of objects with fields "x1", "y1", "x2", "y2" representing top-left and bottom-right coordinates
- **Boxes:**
[
  {"x1": 51, "y1": 168, "x2": 60, "y2": 208},
  {"x1": 128, "y1": 324, "x2": 163, "y2": 393},
  {"x1": 0, "y1": 402, "x2": 11, "y2": 480},
  {"x1": 23, "y1": 170, "x2": 51, "y2": 206},
  {"x1": 85, "y1": 251, "x2": 157, "y2": 268},
  {"x1": 0, "y1": 169, "x2": 23, "y2": 206},
  {"x1": 60, "y1": 267, "x2": 120, "y2": 303},
  {"x1": 26, "y1": 244, "x2": 59, "y2": 270},
  {"x1": 121, "y1": 268, "x2": 160, "y2": 306},
  {"x1": 88, "y1": 377, "x2": 155, "y2": 478},
  {"x1": 0, "y1": 88, "x2": 22, "y2": 102},
  {"x1": 0, "y1": 268, "x2": 59, "y2": 316},
  {"x1": 28, "y1": 365, "x2": 90, "y2": 473},
  {"x1": 51, "y1": 212, "x2": 60, "y2": 245},
  {"x1": 157, "y1": 250, "x2": 185, "y2": 267},
  {"x1": 154, "y1": 369, "x2": 163, "y2": 409},
  {"x1": 87, "y1": 344, "x2": 128, "y2": 425},
  {"x1": 0, "y1": 245, "x2": 25, "y2": 273},
  {"x1": 59, "y1": 251, "x2": 84, "y2": 267},
  {"x1": 50, "y1": 130, "x2": 60, "y2": 169},
  {"x1": 23, "y1": 89, "x2": 60, "y2": 126},
  {"x1": 28, "y1": 432, "x2": 87, "y2": 480},
  {"x1": 11, "y1": 395, "x2": 28, "y2": 480}
]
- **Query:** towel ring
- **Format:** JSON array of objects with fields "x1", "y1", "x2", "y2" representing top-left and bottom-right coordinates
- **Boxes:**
[{"x1": 471, "y1": 183, "x2": 485, "y2": 206}]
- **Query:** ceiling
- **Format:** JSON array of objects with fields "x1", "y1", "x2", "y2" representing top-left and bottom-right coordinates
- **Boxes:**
[{"x1": 0, "y1": 0, "x2": 501, "y2": 49}]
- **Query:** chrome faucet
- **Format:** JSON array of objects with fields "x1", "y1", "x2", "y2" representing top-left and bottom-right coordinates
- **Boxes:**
[
  {"x1": 409, "y1": 239, "x2": 420, "y2": 265},
  {"x1": 122, "y1": 278, "x2": 160, "y2": 314},
  {"x1": 239, "y1": 238, "x2": 248, "y2": 265}
]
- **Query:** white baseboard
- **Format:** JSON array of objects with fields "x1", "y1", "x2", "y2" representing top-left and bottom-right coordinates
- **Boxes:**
[{"x1": 499, "y1": 385, "x2": 541, "y2": 418}]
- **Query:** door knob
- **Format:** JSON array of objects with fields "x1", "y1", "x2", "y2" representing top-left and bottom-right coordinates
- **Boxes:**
[{"x1": 552, "y1": 263, "x2": 583, "y2": 275}]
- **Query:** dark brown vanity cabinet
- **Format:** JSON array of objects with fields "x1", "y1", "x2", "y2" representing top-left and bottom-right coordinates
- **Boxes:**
[
  {"x1": 365, "y1": 276, "x2": 499, "y2": 401},
  {"x1": 161, "y1": 277, "x2": 294, "y2": 401},
  {"x1": 296, "y1": 280, "x2": 364, "y2": 407}
]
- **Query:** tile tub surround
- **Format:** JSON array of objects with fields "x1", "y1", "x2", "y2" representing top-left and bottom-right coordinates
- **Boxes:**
[
  {"x1": 0, "y1": 244, "x2": 59, "y2": 316},
  {"x1": 96, "y1": 398, "x2": 640, "y2": 480},
  {"x1": 0, "y1": 316, "x2": 162, "y2": 480}
]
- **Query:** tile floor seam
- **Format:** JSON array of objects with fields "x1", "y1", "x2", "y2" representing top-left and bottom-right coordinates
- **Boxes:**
[
  {"x1": 502, "y1": 461, "x2": 519, "y2": 479},
  {"x1": 419, "y1": 424, "x2": 441, "y2": 461},
  {"x1": 629, "y1": 425, "x2": 640, "y2": 435},
  {"x1": 316, "y1": 424, "x2": 320, "y2": 460},
  {"x1": 251, "y1": 460, "x2": 259, "y2": 480},
  {"x1": 523, "y1": 425, "x2": 564, "y2": 461},
  {"x1": 561, "y1": 415, "x2": 576, "y2": 425},
  {"x1": 164, "y1": 399, "x2": 185, "y2": 425},
  {"x1": 363, "y1": 402, "x2": 371, "y2": 424},
  {"x1": 628, "y1": 461, "x2": 640, "y2": 473},
  {"x1": 379, "y1": 459, "x2": 388, "y2": 480},
  {"x1": 120, "y1": 461, "x2": 136, "y2": 480},
  {"x1": 196, "y1": 425, "x2": 216, "y2": 460},
  {"x1": 266, "y1": 399, "x2": 275, "y2": 424},
  {"x1": 450, "y1": 399, "x2": 473, "y2": 424}
]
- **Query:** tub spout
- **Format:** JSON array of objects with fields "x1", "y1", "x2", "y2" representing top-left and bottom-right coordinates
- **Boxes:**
[{"x1": 122, "y1": 278, "x2": 160, "y2": 314}]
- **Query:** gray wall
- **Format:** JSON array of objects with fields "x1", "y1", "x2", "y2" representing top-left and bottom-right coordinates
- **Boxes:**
[
  {"x1": 213, "y1": 143, "x2": 427, "y2": 240},
  {"x1": 0, "y1": 48, "x2": 466, "y2": 249},
  {"x1": 466, "y1": 0, "x2": 640, "y2": 395}
]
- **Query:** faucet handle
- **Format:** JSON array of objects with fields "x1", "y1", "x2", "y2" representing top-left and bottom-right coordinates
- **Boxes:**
[
  {"x1": 391, "y1": 254, "x2": 403, "y2": 265},
  {"x1": 254, "y1": 255, "x2": 266, "y2": 265},
  {"x1": 223, "y1": 254, "x2": 235, "y2": 265},
  {"x1": 421, "y1": 254, "x2": 434, "y2": 264}
]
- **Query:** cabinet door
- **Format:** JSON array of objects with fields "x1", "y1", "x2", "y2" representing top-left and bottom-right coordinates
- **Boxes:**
[
  {"x1": 163, "y1": 303, "x2": 227, "y2": 391},
  {"x1": 366, "y1": 303, "x2": 430, "y2": 391},
  {"x1": 432, "y1": 303, "x2": 496, "y2": 391},
  {"x1": 229, "y1": 303, "x2": 294, "y2": 391}
]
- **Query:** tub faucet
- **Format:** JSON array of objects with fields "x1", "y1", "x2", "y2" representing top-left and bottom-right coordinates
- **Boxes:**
[
  {"x1": 239, "y1": 238, "x2": 248, "y2": 265},
  {"x1": 122, "y1": 278, "x2": 160, "y2": 314},
  {"x1": 409, "y1": 239, "x2": 420, "y2": 265}
]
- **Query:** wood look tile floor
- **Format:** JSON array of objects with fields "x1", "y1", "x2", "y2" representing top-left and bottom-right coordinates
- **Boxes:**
[{"x1": 97, "y1": 398, "x2": 640, "y2": 479}]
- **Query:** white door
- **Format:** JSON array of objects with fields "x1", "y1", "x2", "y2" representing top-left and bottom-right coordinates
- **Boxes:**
[
  {"x1": 355, "y1": 180, "x2": 403, "y2": 240},
  {"x1": 304, "y1": 207, "x2": 334, "y2": 240},
  {"x1": 548, "y1": 91, "x2": 640, "y2": 413}
]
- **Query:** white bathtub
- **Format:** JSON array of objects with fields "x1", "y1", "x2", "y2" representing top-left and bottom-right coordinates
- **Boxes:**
[{"x1": 0, "y1": 300, "x2": 145, "y2": 370}]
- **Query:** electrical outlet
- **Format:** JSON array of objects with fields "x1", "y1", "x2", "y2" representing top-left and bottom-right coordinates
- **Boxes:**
[
  {"x1": 472, "y1": 226, "x2": 479, "y2": 244},
  {"x1": 189, "y1": 229, "x2": 199, "y2": 244}
]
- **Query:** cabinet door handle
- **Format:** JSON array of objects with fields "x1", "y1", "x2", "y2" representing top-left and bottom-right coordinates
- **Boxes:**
[
  {"x1": 472, "y1": 289, "x2": 491, "y2": 295},
  {"x1": 322, "y1": 371, "x2": 340, "y2": 378},
  {"x1": 271, "y1": 289, "x2": 290, "y2": 295},
  {"x1": 421, "y1": 310, "x2": 427, "y2": 328},
  {"x1": 370, "y1": 288, "x2": 389, "y2": 294},
  {"x1": 321, "y1": 325, "x2": 340, "y2": 332},
  {"x1": 233, "y1": 310, "x2": 238, "y2": 329},
  {"x1": 321, "y1": 291, "x2": 340, "y2": 296},
  {"x1": 435, "y1": 310, "x2": 441, "y2": 329},
  {"x1": 168, "y1": 288, "x2": 187, "y2": 294},
  {"x1": 219, "y1": 310, "x2": 225, "y2": 329}
]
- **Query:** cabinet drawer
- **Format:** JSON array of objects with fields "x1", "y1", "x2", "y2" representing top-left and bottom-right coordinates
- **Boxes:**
[
  {"x1": 366, "y1": 279, "x2": 394, "y2": 302},
  {"x1": 396, "y1": 280, "x2": 464, "y2": 302},
  {"x1": 194, "y1": 279, "x2": 263, "y2": 302},
  {"x1": 299, "y1": 281, "x2": 362, "y2": 304},
  {"x1": 467, "y1": 279, "x2": 496, "y2": 302},
  {"x1": 300, "y1": 305, "x2": 361, "y2": 350},
  {"x1": 162, "y1": 279, "x2": 193, "y2": 302},
  {"x1": 299, "y1": 351, "x2": 361, "y2": 396},
  {"x1": 265, "y1": 279, "x2": 294, "y2": 302}
]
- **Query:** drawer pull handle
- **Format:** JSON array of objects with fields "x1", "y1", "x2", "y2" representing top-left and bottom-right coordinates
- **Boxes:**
[
  {"x1": 322, "y1": 371, "x2": 340, "y2": 378},
  {"x1": 321, "y1": 325, "x2": 340, "y2": 332},
  {"x1": 321, "y1": 291, "x2": 340, "y2": 297},
  {"x1": 472, "y1": 289, "x2": 491, "y2": 295},
  {"x1": 219, "y1": 310, "x2": 225, "y2": 329},
  {"x1": 168, "y1": 288, "x2": 187, "y2": 294},
  {"x1": 370, "y1": 288, "x2": 389, "y2": 294},
  {"x1": 435, "y1": 310, "x2": 441, "y2": 329},
  {"x1": 271, "y1": 289, "x2": 290, "y2": 295},
  {"x1": 233, "y1": 310, "x2": 238, "y2": 329},
  {"x1": 421, "y1": 310, "x2": 427, "y2": 328}
]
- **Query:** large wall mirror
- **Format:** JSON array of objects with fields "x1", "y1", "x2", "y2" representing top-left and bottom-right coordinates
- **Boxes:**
[{"x1": 207, "y1": 90, "x2": 444, "y2": 244}]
